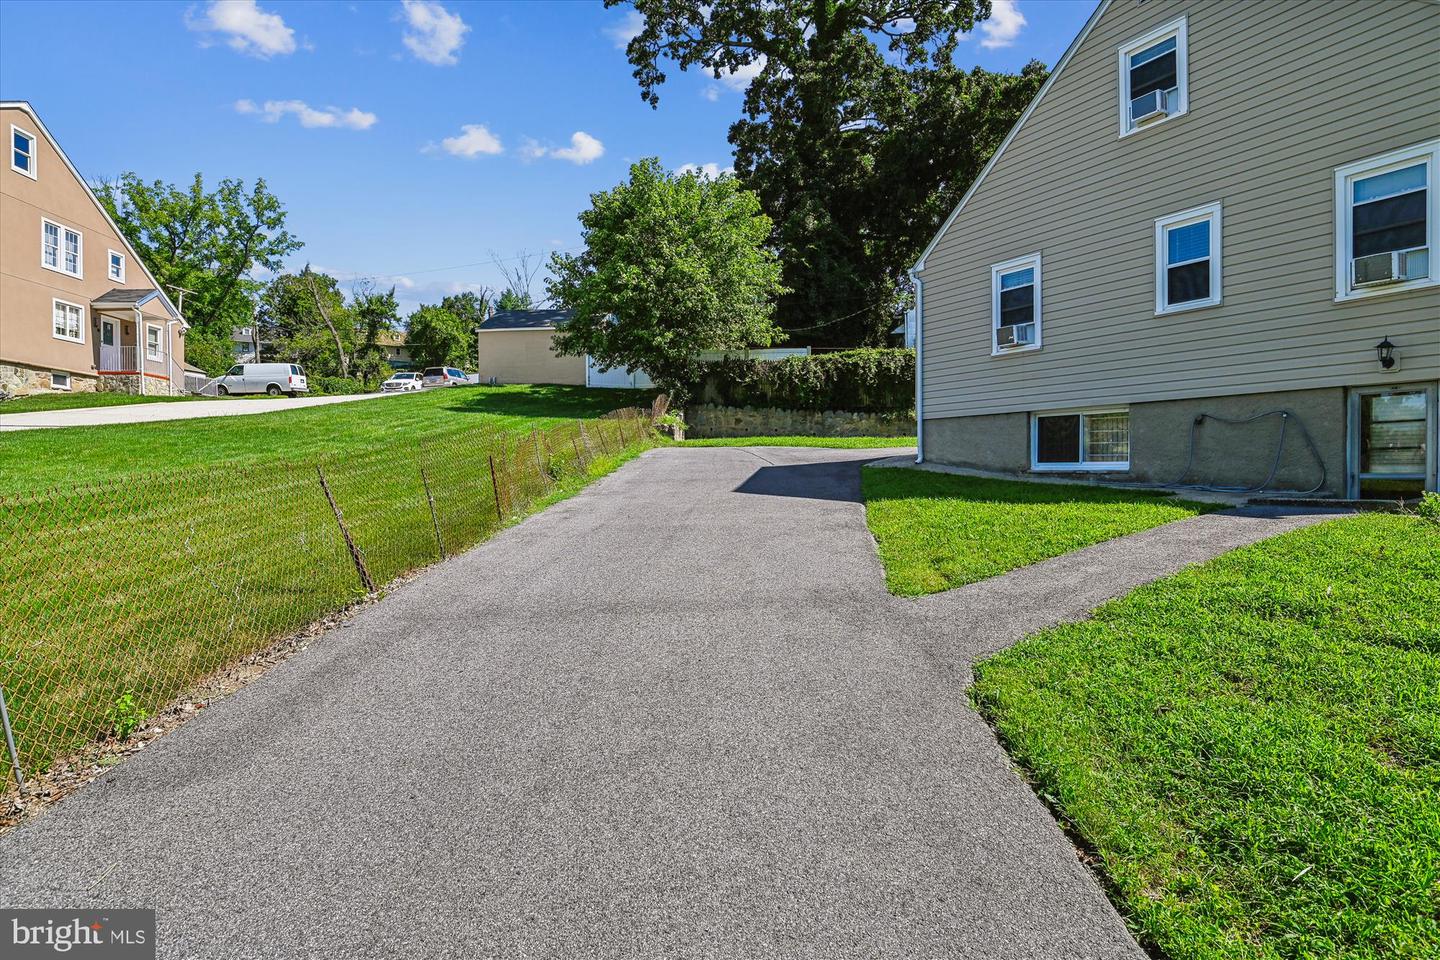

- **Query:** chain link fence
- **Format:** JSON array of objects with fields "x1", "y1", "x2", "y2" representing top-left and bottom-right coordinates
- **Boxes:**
[{"x1": 0, "y1": 406, "x2": 655, "y2": 796}]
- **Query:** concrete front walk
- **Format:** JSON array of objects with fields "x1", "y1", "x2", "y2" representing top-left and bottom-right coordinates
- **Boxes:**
[
  {"x1": 0, "y1": 447, "x2": 1340, "y2": 959},
  {"x1": 0, "y1": 391, "x2": 398, "y2": 431}
]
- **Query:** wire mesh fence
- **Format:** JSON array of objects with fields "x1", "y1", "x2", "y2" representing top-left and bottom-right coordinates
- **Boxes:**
[{"x1": 0, "y1": 406, "x2": 656, "y2": 796}]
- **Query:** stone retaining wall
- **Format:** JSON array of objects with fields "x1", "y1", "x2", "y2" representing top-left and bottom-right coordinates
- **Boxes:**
[{"x1": 687, "y1": 403, "x2": 915, "y2": 439}]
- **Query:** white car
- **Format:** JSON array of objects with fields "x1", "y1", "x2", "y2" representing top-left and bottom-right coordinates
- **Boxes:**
[{"x1": 381, "y1": 372, "x2": 423, "y2": 392}]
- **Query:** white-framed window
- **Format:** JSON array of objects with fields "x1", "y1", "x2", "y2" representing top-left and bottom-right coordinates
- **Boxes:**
[
  {"x1": 108, "y1": 249, "x2": 125, "y2": 282},
  {"x1": 1155, "y1": 202, "x2": 1222, "y2": 314},
  {"x1": 1118, "y1": 17, "x2": 1188, "y2": 137},
  {"x1": 1032, "y1": 408, "x2": 1131, "y2": 471},
  {"x1": 991, "y1": 253, "x2": 1041, "y2": 355},
  {"x1": 41, "y1": 217, "x2": 82, "y2": 278},
  {"x1": 52, "y1": 298, "x2": 84, "y2": 343},
  {"x1": 146, "y1": 324, "x2": 163, "y2": 361},
  {"x1": 1334, "y1": 140, "x2": 1439, "y2": 301},
  {"x1": 50, "y1": 371, "x2": 71, "y2": 391},
  {"x1": 11, "y1": 124, "x2": 37, "y2": 179}
]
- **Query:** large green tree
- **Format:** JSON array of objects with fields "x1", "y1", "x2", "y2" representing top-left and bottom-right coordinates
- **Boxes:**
[
  {"x1": 547, "y1": 158, "x2": 784, "y2": 401},
  {"x1": 96, "y1": 173, "x2": 302, "y2": 339},
  {"x1": 612, "y1": 0, "x2": 1045, "y2": 346},
  {"x1": 406, "y1": 304, "x2": 474, "y2": 369},
  {"x1": 258, "y1": 268, "x2": 356, "y2": 377}
]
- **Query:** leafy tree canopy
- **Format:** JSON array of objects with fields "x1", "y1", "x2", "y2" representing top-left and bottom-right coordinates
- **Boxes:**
[
  {"x1": 96, "y1": 172, "x2": 301, "y2": 339},
  {"x1": 547, "y1": 158, "x2": 785, "y2": 402},
  {"x1": 497, "y1": 289, "x2": 534, "y2": 312},
  {"x1": 407, "y1": 304, "x2": 474, "y2": 369},
  {"x1": 612, "y1": 0, "x2": 1045, "y2": 346},
  {"x1": 258, "y1": 269, "x2": 354, "y2": 377},
  {"x1": 439, "y1": 291, "x2": 493, "y2": 334}
]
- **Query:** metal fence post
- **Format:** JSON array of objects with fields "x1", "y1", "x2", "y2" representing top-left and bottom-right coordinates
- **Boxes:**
[
  {"x1": 531, "y1": 430, "x2": 548, "y2": 483},
  {"x1": 0, "y1": 684, "x2": 24, "y2": 792},
  {"x1": 420, "y1": 465, "x2": 445, "y2": 559},
  {"x1": 316, "y1": 464, "x2": 377, "y2": 593},
  {"x1": 488, "y1": 454, "x2": 504, "y2": 519}
]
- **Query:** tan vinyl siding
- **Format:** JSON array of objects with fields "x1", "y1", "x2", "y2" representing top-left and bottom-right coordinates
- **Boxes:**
[{"x1": 919, "y1": 0, "x2": 1440, "y2": 421}]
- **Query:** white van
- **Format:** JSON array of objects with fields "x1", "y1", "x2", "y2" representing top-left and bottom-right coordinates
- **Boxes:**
[{"x1": 215, "y1": 363, "x2": 309, "y2": 397}]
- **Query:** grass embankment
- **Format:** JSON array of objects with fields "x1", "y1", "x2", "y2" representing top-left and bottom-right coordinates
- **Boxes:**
[
  {"x1": 679, "y1": 435, "x2": 912, "y2": 448},
  {"x1": 0, "y1": 392, "x2": 208, "y2": 415},
  {"x1": 862, "y1": 467, "x2": 1216, "y2": 596},
  {"x1": 973, "y1": 513, "x2": 1439, "y2": 960},
  {"x1": 0, "y1": 384, "x2": 651, "y2": 494},
  {"x1": 0, "y1": 387, "x2": 655, "y2": 782}
]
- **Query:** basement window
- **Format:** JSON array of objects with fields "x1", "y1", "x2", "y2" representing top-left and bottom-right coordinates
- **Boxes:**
[
  {"x1": 1119, "y1": 18, "x2": 1188, "y2": 136},
  {"x1": 51, "y1": 371, "x2": 71, "y2": 391},
  {"x1": 1032, "y1": 409, "x2": 1131, "y2": 471}
]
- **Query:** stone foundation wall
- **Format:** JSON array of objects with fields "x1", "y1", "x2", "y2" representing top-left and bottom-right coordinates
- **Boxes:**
[
  {"x1": 2, "y1": 362, "x2": 98, "y2": 396},
  {"x1": 687, "y1": 403, "x2": 916, "y2": 439}
]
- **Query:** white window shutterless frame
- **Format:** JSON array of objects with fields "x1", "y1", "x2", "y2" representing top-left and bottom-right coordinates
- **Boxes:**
[
  {"x1": 1348, "y1": 384, "x2": 1437, "y2": 499},
  {"x1": 1155, "y1": 203, "x2": 1222, "y2": 313},
  {"x1": 1334, "y1": 140, "x2": 1439, "y2": 301},
  {"x1": 146, "y1": 324, "x2": 164, "y2": 361},
  {"x1": 991, "y1": 253, "x2": 1042, "y2": 356},
  {"x1": 1031, "y1": 408, "x2": 1132, "y2": 471},
  {"x1": 41, "y1": 218, "x2": 82, "y2": 278},
  {"x1": 11, "y1": 124, "x2": 37, "y2": 179},
  {"x1": 1118, "y1": 17, "x2": 1188, "y2": 137}
]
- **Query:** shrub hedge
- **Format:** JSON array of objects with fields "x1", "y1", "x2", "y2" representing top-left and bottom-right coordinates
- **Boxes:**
[
  {"x1": 310, "y1": 375, "x2": 370, "y2": 396},
  {"x1": 690, "y1": 348, "x2": 915, "y2": 413}
]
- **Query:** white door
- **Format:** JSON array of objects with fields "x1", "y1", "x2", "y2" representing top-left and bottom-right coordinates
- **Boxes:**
[{"x1": 586, "y1": 356, "x2": 653, "y2": 389}]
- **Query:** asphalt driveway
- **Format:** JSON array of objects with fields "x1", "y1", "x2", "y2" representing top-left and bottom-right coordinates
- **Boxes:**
[
  {"x1": 0, "y1": 391, "x2": 398, "y2": 431},
  {"x1": 0, "y1": 446, "x2": 1337, "y2": 958}
]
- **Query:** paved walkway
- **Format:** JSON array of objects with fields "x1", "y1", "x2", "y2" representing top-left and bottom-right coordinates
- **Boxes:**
[
  {"x1": 0, "y1": 447, "x2": 1341, "y2": 958},
  {"x1": 0, "y1": 391, "x2": 398, "y2": 431}
]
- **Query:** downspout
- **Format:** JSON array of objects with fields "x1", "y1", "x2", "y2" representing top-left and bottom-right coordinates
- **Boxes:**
[
  {"x1": 911, "y1": 270, "x2": 925, "y2": 464},
  {"x1": 166, "y1": 318, "x2": 180, "y2": 395},
  {"x1": 133, "y1": 307, "x2": 144, "y2": 396}
]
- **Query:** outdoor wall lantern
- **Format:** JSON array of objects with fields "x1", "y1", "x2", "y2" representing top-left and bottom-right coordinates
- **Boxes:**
[{"x1": 1375, "y1": 336, "x2": 1396, "y2": 370}]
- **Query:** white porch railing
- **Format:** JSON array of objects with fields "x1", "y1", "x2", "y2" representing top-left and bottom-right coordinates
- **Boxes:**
[{"x1": 98, "y1": 342, "x2": 139, "y2": 372}]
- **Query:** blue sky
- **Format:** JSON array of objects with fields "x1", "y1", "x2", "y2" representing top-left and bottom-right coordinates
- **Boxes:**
[{"x1": 0, "y1": 0, "x2": 1097, "y2": 315}]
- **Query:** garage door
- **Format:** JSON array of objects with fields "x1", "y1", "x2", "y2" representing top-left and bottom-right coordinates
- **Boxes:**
[{"x1": 586, "y1": 356, "x2": 655, "y2": 389}]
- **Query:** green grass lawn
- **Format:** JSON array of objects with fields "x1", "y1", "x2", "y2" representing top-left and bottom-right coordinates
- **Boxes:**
[
  {"x1": 0, "y1": 392, "x2": 210, "y2": 415},
  {"x1": 862, "y1": 467, "x2": 1217, "y2": 595},
  {"x1": 0, "y1": 387, "x2": 655, "y2": 784},
  {"x1": 972, "y1": 513, "x2": 1440, "y2": 960},
  {"x1": 680, "y1": 435, "x2": 913, "y2": 448},
  {"x1": 0, "y1": 384, "x2": 652, "y2": 495}
]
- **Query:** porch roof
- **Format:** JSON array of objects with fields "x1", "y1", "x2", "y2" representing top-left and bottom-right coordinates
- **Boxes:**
[{"x1": 92, "y1": 288, "x2": 179, "y2": 319}]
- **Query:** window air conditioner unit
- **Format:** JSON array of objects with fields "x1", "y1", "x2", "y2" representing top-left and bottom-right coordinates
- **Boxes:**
[
  {"x1": 997, "y1": 322, "x2": 1036, "y2": 348},
  {"x1": 1130, "y1": 88, "x2": 1169, "y2": 125},
  {"x1": 1352, "y1": 248, "x2": 1428, "y2": 287}
]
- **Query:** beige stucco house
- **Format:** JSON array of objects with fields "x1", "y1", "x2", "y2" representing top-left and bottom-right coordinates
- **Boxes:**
[
  {"x1": 1, "y1": 100, "x2": 186, "y2": 396},
  {"x1": 476, "y1": 309, "x2": 586, "y2": 386},
  {"x1": 912, "y1": 0, "x2": 1439, "y2": 499}
]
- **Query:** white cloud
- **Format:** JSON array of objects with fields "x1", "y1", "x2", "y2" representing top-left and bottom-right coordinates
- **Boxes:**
[
  {"x1": 549, "y1": 131, "x2": 605, "y2": 165},
  {"x1": 400, "y1": 0, "x2": 469, "y2": 66},
  {"x1": 701, "y1": 85, "x2": 721, "y2": 102},
  {"x1": 980, "y1": 0, "x2": 1026, "y2": 49},
  {"x1": 517, "y1": 137, "x2": 548, "y2": 161},
  {"x1": 186, "y1": 0, "x2": 297, "y2": 58},
  {"x1": 677, "y1": 162, "x2": 733, "y2": 179},
  {"x1": 235, "y1": 99, "x2": 377, "y2": 130},
  {"x1": 715, "y1": 55, "x2": 766, "y2": 92},
  {"x1": 434, "y1": 123, "x2": 503, "y2": 157},
  {"x1": 604, "y1": 10, "x2": 644, "y2": 49}
]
